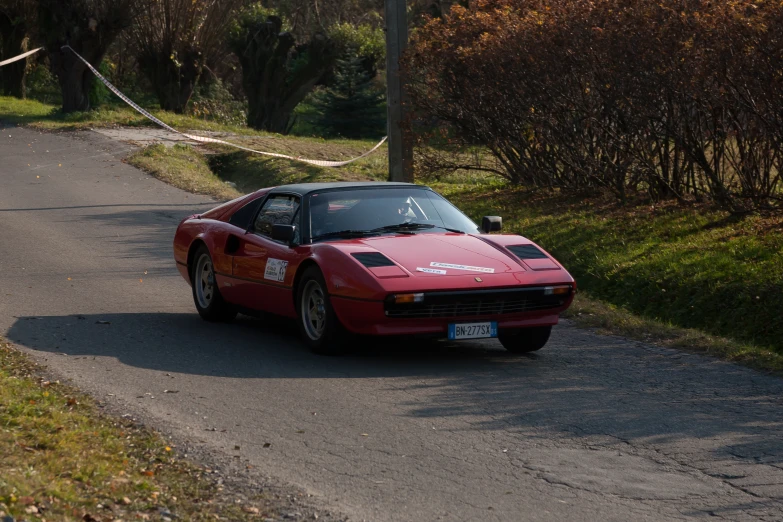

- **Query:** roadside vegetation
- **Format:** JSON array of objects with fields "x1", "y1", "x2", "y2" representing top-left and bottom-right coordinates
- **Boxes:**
[
  {"x1": 0, "y1": 338, "x2": 274, "y2": 521},
  {"x1": 406, "y1": 0, "x2": 783, "y2": 215}
]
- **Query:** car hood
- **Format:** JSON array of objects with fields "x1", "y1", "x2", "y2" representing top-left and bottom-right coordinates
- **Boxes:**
[{"x1": 349, "y1": 233, "x2": 526, "y2": 277}]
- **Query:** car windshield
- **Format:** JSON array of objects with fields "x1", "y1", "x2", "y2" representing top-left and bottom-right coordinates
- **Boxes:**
[{"x1": 307, "y1": 188, "x2": 481, "y2": 242}]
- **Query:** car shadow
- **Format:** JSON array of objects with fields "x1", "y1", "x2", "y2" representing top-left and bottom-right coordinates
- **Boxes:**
[
  {"x1": 7, "y1": 311, "x2": 783, "y2": 462},
  {"x1": 7, "y1": 312, "x2": 530, "y2": 380}
]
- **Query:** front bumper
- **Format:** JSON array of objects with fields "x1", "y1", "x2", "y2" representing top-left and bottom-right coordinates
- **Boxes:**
[{"x1": 331, "y1": 287, "x2": 573, "y2": 336}]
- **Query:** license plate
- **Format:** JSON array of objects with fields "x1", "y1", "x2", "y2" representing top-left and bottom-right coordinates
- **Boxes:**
[{"x1": 448, "y1": 322, "x2": 498, "y2": 340}]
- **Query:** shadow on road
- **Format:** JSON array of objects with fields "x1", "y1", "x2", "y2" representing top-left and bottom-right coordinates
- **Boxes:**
[
  {"x1": 6, "y1": 312, "x2": 529, "y2": 379},
  {"x1": 7, "y1": 312, "x2": 783, "y2": 465}
]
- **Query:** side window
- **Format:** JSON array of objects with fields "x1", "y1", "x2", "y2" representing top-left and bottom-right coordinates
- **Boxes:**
[
  {"x1": 228, "y1": 197, "x2": 263, "y2": 230},
  {"x1": 253, "y1": 195, "x2": 300, "y2": 238}
]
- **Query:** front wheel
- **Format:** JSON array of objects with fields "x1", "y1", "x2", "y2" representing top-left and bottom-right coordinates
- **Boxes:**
[
  {"x1": 296, "y1": 266, "x2": 345, "y2": 355},
  {"x1": 498, "y1": 326, "x2": 552, "y2": 354},
  {"x1": 191, "y1": 246, "x2": 237, "y2": 322}
]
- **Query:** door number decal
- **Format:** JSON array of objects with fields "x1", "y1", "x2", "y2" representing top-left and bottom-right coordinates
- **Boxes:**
[{"x1": 264, "y1": 258, "x2": 289, "y2": 282}]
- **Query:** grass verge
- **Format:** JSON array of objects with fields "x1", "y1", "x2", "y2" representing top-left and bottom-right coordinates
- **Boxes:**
[
  {"x1": 127, "y1": 140, "x2": 386, "y2": 201},
  {"x1": 0, "y1": 96, "x2": 256, "y2": 134},
  {"x1": 439, "y1": 184, "x2": 783, "y2": 356},
  {"x1": 3, "y1": 97, "x2": 781, "y2": 372},
  {"x1": 0, "y1": 338, "x2": 275, "y2": 521},
  {"x1": 564, "y1": 293, "x2": 783, "y2": 374},
  {"x1": 128, "y1": 144, "x2": 243, "y2": 201}
]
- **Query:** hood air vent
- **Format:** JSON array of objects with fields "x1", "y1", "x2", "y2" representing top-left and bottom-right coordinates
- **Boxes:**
[
  {"x1": 508, "y1": 244, "x2": 549, "y2": 260},
  {"x1": 352, "y1": 252, "x2": 396, "y2": 268}
]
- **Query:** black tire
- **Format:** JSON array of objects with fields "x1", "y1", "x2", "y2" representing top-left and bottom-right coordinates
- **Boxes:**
[
  {"x1": 190, "y1": 245, "x2": 237, "y2": 322},
  {"x1": 498, "y1": 326, "x2": 552, "y2": 354},
  {"x1": 296, "y1": 266, "x2": 346, "y2": 355}
]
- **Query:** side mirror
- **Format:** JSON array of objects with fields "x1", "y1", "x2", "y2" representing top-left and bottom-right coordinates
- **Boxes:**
[
  {"x1": 481, "y1": 216, "x2": 502, "y2": 233},
  {"x1": 271, "y1": 224, "x2": 296, "y2": 244}
]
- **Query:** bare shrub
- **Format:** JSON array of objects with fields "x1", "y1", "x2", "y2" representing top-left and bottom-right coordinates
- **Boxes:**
[{"x1": 405, "y1": 0, "x2": 783, "y2": 213}]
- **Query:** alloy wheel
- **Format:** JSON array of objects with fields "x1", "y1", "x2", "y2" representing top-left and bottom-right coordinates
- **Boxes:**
[{"x1": 301, "y1": 280, "x2": 327, "y2": 340}]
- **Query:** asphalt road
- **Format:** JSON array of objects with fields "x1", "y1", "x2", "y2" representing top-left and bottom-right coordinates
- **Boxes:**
[{"x1": 1, "y1": 126, "x2": 783, "y2": 521}]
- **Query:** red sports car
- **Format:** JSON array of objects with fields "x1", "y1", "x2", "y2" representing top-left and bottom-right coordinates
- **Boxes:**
[{"x1": 173, "y1": 182, "x2": 575, "y2": 355}]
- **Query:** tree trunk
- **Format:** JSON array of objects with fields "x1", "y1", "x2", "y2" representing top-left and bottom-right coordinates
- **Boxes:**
[
  {"x1": 2, "y1": 59, "x2": 26, "y2": 98},
  {"x1": 155, "y1": 74, "x2": 198, "y2": 114},
  {"x1": 247, "y1": 96, "x2": 295, "y2": 134},
  {"x1": 0, "y1": 13, "x2": 28, "y2": 98},
  {"x1": 38, "y1": 0, "x2": 135, "y2": 113},
  {"x1": 49, "y1": 49, "x2": 93, "y2": 112},
  {"x1": 138, "y1": 49, "x2": 201, "y2": 114},
  {"x1": 233, "y1": 16, "x2": 335, "y2": 134}
]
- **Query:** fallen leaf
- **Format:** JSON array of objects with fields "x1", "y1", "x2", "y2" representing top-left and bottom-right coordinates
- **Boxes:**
[
  {"x1": 142, "y1": 470, "x2": 154, "y2": 477},
  {"x1": 242, "y1": 507, "x2": 260, "y2": 514},
  {"x1": 66, "y1": 398, "x2": 78, "y2": 406}
]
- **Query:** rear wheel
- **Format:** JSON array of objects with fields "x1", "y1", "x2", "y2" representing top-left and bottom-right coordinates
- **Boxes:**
[
  {"x1": 191, "y1": 246, "x2": 237, "y2": 322},
  {"x1": 296, "y1": 266, "x2": 346, "y2": 355},
  {"x1": 498, "y1": 326, "x2": 552, "y2": 354}
]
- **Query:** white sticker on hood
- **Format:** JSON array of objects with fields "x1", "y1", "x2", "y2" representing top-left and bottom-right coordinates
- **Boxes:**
[
  {"x1": 264, "y1": 258, "x2": 289, "y2": 282},
  {"x1": 417, "y1": 267, "x2": 447, "y2": 275},
  {"x1": 430, "y1": 262, "x2": 495, "y2": 274}
]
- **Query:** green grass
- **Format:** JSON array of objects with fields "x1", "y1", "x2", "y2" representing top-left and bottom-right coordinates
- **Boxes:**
[
  {"x1": 0, "y1": 96, "x2": 264, "y2": 135},
  {"x1": 129, "y1": 144, "x2": 243, "y2": 201},
  {"x1": 564, "y1": 292, "x2": 783, "y2": 373},
  {"x1": 3, "y1": 95, "x2": 782, "y2": 372},
  {"x1": 437, "y1": 184, "x2": 783, "y2": 356},
  {"x1": 0, "y1": 339, "x2": 275, "y2": 521},
  {"x1": 128, "y1": 138, "x2": 387, "y2": 201}
]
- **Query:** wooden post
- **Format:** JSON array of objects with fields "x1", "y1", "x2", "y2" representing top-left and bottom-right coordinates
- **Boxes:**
[{"x1": 385, "y1": 0, "x2": 414, "y2": 182}]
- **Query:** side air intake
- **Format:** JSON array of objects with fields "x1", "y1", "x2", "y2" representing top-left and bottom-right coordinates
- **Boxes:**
[
  {"x1": 352, "y1": 252, "x2": 396, "y2": 268},
  {"x1": 508, "y1": 244, "x2": 549, "y2": 260}
]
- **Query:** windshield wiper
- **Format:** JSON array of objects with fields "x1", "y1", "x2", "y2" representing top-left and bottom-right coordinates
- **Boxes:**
[
  {"x1": 311, "y1": 229, "x2": 376, "y2": 242},
  {"x1": 371, "y1": 223, "x2": 465, "y2": 234}
]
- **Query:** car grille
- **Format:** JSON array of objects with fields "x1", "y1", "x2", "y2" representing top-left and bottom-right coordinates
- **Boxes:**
[{"x1": 384, "y1": 287, "x2": 570, "y2": 319}]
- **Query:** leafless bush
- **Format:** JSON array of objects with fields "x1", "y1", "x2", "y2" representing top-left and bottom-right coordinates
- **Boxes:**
[{"x1": 405, "y1": 0, "x2": 783, "y2": 213}]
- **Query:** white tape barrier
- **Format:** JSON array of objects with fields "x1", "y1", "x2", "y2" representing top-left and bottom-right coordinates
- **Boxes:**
[
  {"x1": 0, "y1": 47, "x2": 43, "y2": 67},
  {"x1": 61, "y1": 45, "x2": 387, "y2": 168}
]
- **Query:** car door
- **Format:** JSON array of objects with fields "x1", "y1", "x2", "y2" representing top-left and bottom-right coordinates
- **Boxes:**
[{"x1": 229, "y1": 194, "x2": 302, "y2": 316}]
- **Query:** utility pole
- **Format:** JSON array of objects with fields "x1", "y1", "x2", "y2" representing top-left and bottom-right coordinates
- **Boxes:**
[{"x1": 385, "y1": 0, "x2": 414, "y2": 182}]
